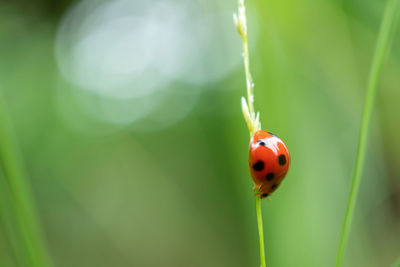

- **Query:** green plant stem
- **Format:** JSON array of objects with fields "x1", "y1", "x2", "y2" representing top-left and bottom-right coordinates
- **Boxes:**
[
  {"x1": 242, "y1": 32, "x2": 255, "y2": 122},
  {"x1": 255, "y1": 195, "x2": 266, "y2": 267},
  {"x1": 235, "y1": 1, "x2": 266, "y2": 266},
  {"x1": 391, "y1": 256, "x2": 400, "y2": 267},
  {"x1": 235, "y1": 1, "x2": 265, "y2": 266},
  {"x1": 0, "y1": 171, "x2": 29, "y2": 266},
  {"x1": 235, "y1": 0, "x2": 260, "y2": 135},
  {"x1": 0, "y1": 91, "x2": 52, "y2": 267},
  {"x1": 335, "y1": 0, "x2": 400, "y2": 266}
]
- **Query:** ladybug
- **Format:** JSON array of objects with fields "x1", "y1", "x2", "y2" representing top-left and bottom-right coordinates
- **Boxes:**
[{"x1": 249, "y1": 130, "x2": 290, "y2": 199}]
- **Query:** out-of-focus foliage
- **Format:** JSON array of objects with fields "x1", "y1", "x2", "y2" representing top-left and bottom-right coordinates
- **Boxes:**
[{"x1": 0, "y1": 0, "x2": 399, "y2": 266}]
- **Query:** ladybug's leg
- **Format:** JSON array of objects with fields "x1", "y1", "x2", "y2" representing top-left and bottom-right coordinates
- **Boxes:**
[
  {"x1": 253, "y1": 184, "x2": 262, "y2": 194},
  {"x1": 255, "y1": 184, "x2": 271, "y2": 200}
]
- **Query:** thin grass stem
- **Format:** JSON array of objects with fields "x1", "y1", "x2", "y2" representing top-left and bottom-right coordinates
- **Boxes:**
[
  {"x1": 0, "y1": 171, "x2": 27, "y2": 266},
  {"x1": 0, "y1": 91, "x2": 52, "y2": 267},
  {"x1": 234, "y1": 1, "x2": 265, "y2": 266},
  {"x1": 335, "y1": 0, "x2": 400, "y2": 266},
  {"x1": 234, "y1": 0, "x2": 260, "y2": 136},
  {"x1": 391, "y1": 256, "x2": 400, "y2": 267},
  {"x1": 255, "y1": 195, "x2": 266, "y2": 267}
]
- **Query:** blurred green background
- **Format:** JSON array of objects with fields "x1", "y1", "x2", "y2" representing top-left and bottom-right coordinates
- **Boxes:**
[{"x1": 0, "y1": 0, "x2": 400, "y2": 266}]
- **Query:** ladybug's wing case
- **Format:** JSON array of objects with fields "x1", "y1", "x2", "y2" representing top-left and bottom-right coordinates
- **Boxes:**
[{"x1": 248, "y1": 130, "x2": 290, "y2": 198}]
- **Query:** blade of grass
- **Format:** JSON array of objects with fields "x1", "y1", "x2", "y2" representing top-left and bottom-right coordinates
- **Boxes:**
[
  {"x1": 0, "y1": 91, "x2": 52, "y2": 267},
  {"x1": 335, "y1": 0, "x2": 400, "y2": 266},
  {"x1": 255, "y1": 195, "x2": 266, "y2": 267},
  {"x1": 234, "y1": 1, "x2": 265, "y2": 266},
  {"x1": 0, "y1": 170, "x2": 27, "y2": 266},
  {"x1": 391, "y1": 256, "x2": 400, "y2": 267}
]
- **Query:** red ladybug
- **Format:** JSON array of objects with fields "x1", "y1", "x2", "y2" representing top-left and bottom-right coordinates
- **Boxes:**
[{"x1": 249, "y1": 130, "x2": 290, "y2": 199}]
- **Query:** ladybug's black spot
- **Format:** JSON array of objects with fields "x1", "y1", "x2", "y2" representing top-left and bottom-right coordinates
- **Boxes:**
[
  {"x1": 278, "y1": 154, "x2": 286, "y2": 165},
  {"x1": 271, "y1": 184, "x2": 278, "y2": 190},
  {"x1": 258, "y1": 141, "x2": 266, "y2": 146},
  {"x1": 266, "y1": 173, "x2": 275, "y2": 181},
  {"x1": 253, "y1": 161, "x2": 264, "y2": 171},
  {"x1": 261, "y1": 193, "x2": 269, "y2": 198}
]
